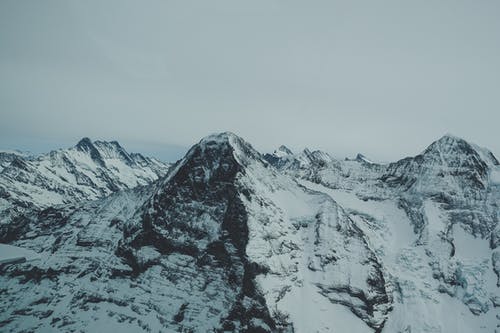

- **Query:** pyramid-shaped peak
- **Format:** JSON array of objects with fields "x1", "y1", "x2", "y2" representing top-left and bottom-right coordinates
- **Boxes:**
[
  {"x1": 424, "y1": 134, "x2": 473, "y2": 155},
  {"x1": 273, "y1": 145, "x2": 294, "y2": 157},
  {"x1": 75, "y1": 137, "x2": 94, "y2": 150},
  {"x1": 356, "y1": 153, "x2": 367, "y2": 159},
  {"x1": 157, "y1": 132, "x2": 263, "y2": 193},
  {"x1": 430, "y1": 134, "x2": 498, "y2": 167},
  {"x1": 415, "y1": 134, "x2": 493, "y2": 181},
  {"x1": 73, "y1": 137, "x2": 105, "y2": 166},
  {"x1": 355, "y1": 153, "x2": 374, "y2": 164},
  {"x1": 435, "y1": 133, "x2": 466, "y2": 145}
]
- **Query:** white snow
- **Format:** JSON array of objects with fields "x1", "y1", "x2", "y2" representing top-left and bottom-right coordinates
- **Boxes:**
[
  {"x1": 239, "y1": 155, "x2": 391, "y2": 332},
  {"x1": 296, "y1": 180, "x2": 500, "y2": 333},
  {"x1": 0, "y1": 243, "x2": 40, "y2": 264},
  {"x1": 490, "y1": 168, "x2": 500, "y2": 184}
]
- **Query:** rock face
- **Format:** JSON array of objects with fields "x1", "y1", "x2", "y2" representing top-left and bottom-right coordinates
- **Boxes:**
[{"x1": 0, "y1": 132, "x2": 499, "y2": 332}]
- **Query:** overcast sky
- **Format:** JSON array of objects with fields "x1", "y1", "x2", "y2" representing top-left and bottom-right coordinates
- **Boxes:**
[{"x1": 1, "y1": 0, "x2": 499, "y2": 162}]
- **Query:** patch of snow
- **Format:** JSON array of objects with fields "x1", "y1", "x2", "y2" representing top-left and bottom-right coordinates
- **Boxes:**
[
  {"x1": 490, "y1": 168, "x2": 500, "y2": 184},
  {"x1": 0, "y1": 243, "x2": 40, "y2": 264}
]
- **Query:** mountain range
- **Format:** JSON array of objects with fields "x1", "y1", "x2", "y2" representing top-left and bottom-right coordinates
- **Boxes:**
[
  {"x1": 0, "y1": 133, "x2": 499, "y2": 333},
  {"x1": 0, "y1": 138, "x2": 169, "y2": 217}
]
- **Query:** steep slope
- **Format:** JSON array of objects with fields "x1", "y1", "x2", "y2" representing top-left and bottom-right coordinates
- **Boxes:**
[
  {"x1": 267, "y1": 134, "x2": 500, "y2": 332},
  {"x1": 0, "y1": 138, "x2": 170, "y2": 215},
  {"x1": 0, "y1": 133, "x2": 391, "y2": 332}
]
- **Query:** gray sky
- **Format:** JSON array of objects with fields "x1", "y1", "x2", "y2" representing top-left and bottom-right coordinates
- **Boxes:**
[{"x1": 1, "y1": 0, "x2": 499, "y2": 162}]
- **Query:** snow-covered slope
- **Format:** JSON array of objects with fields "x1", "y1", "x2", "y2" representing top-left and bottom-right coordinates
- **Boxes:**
[
  {"x1": 0, "y1": 138, "x2": 170, "y2": 214},
  {"x1": 266, "y1": 134, "x2": 500, "y2": 332},
  {"x1": 0, "y1": 132, "x2": 498, "y2": 332},
  {"x1": 0, "y1": 243, "x2": 40, "y2": 265}
]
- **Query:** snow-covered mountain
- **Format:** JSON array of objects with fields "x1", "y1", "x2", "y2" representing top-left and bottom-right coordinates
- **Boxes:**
[
  {"x1": 265, "y1": 134, "x2": 500, "y2": 332},
  {"x1": 0, "y1": 138, "x2": 170, "y2": 216},
  {"x1": 0, "y1": 133, "x2": 499, "y2": 332}
]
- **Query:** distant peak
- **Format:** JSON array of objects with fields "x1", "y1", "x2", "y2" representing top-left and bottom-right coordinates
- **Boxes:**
[
  {"x1": 110, "y1": 140, "x2": 123, "y2": 148},
  {"x1": 92, "y1": 140, "x2": 134, "y2": 165},
  {"x1": 425, "y1": 134, "x2": 470, "y2": 154},
  {"x1": 75, "y1": 137, "x2": 94, "y2": 150},
  {"x1": 355, "y1": 153, "x2": 374, "y2": 164},
  {"x1": 420, "y1": 134, "x2": 499, "y2": 169},
  {"x1": 273, "y1": 145, "x2": 293, "y2": 157},
  {"x1": 77, "y1": 137, "x2": 92, "y2": 145},
  {"x1": 74, "y1": 137, "x2": 105, "y2": 166},
  {"x1": 356, "y1": 153, "x2": 367, "y2": 160},
  {"x1": 94, "y1": 140, "x2": 126, "y2": 153},
  {"x1": 299, "y1": 148, "x2": 332, "y2": 165}
]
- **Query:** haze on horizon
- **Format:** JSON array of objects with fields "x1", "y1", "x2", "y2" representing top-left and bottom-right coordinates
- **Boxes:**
[{"x1": 1, "y1": 0, "x2": 499, "y2": 162}]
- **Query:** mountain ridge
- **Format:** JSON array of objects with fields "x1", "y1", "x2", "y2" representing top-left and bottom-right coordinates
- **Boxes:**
[
  {"x1": 0, "y1": 132, "x2": 498, "y2": 332},
  {"x1": 0, "y1": 137, "x2": 170, "y2": 216}
]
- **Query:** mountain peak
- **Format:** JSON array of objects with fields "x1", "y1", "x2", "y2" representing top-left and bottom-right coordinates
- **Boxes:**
[
  {"x1": 428, "y1": 134, "x2": 499, "y2": 167},
  {"x1": 199, "y1": 131, "x2": 238, "y2": 144},
  {"x1": 162, "y1": 132, "x2": 263, "y2": 190},
  {"x1": 355, "y1": 153, "x2": 374, "y2": 164},
  {"x1": 195, "y1": 132, "x2": 260, "y2": 160},
  {"x1": 75, "y1": 137, "x2": 94, "y2": 150},
  {"x1": 273, "y1": 145, "x2": 293, "y2": 157},
  {"x1": 104, "y1": 140, "x2": 126, "y2": 151},
  {"x1": 74, "y1": 137, "x2": 105, "y2": 166},
  {"x1": 434, "y1": 133, "x2": 465, "y2": 145},
  {"x1": 93, "y1": 140, "x2": 134, "y2": 165},
  {"x1": 384, "y1": 134, "x2": 492, "y2": 191},
  {"x1": 301, "y1": 148, "x2": 332, "y2": 164},
  {"x1": 423, "y1": 134, "x2": 474, "y2": 156},
  {"x1": 441, "y1": 133, "x2": 461, "y2": 140}
]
